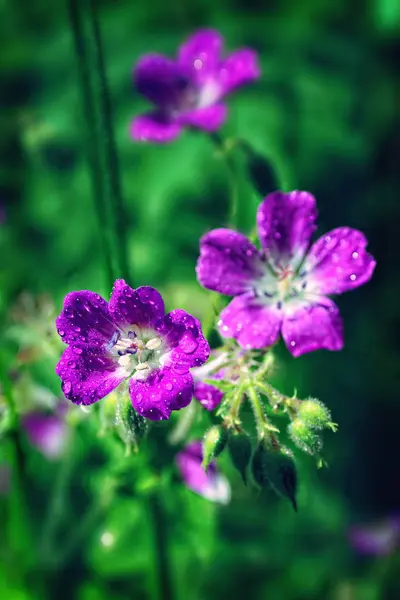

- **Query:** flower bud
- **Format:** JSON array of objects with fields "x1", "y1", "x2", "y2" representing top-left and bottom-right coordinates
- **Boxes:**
[
  {"x1": 202, "y1": 425, "x2": 228, "y2": 471},
  {"x1": 252, "y1": 439, "x2": 298, "y2": 511},
  {"x1": 297, "y1": 398, "x2": 335, "y2": 431},
  {"x1": 228, "y1": 432, "x2": 252, "y2": 485},
  {"x1": 288, "y1": 418, "x2": 322, "y2": 455},
  {"x1": 116, "y1": 395, "x2": 148, "y2": 451}
]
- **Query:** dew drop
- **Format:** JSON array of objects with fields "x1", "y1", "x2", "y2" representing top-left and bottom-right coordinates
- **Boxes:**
[
  {"x1": 350, "y1": 273, "x2": 357, "y2": 281},
  {"x1": 58, "y1": 329, "x2": 65, "y2": 337},
  {"x1": 180, "y1": 332, "x2": 199, "y2": 354},
  {"x1": 63, "y1": 381, "x2": 72, "y2": 394},
  {"x1": 352, "y1": 251, "x2": 359, "y2": 259},
  {"x1": 290, "y1": 341, "x2": 296, "y2": 347},
  {"x1": 73, "y1": 347, "x2": 83, "y2": 355},
  {"x1": 165, "y1": 382, "x2": 173, "y2": 391}
]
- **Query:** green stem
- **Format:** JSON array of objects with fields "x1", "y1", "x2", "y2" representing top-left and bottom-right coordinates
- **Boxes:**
[
  {"x1": 149, "y1": 494, "x2": 174, "y2": 600},
  {"x1": 210, "y1": 132, "x2": 239, "y2": 228},
  {"x1": 88, "y1": 0, "x2": 131, "y2": 283},
  {"x1": 67, "y1": 0, "x2": 115, "y2": 289},
  {"x1": 247, "y1": 384, "x2": 278, "y2": 440}
]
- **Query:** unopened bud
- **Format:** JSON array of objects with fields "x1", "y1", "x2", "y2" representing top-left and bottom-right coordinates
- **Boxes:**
[
  {"x1": 297, "y1": 398, "x2": 336, "y2": 431},
  {"x1": 202, "y1": 425, "x2": 228, "y2": 471},
  {"x1": 252, "y1": 439, "x2": 298, "y2": 511},
  {"x1": 228, "y1": 432, "x2": 252, "y2": 485},
  {"x1": 116, "y1": 395, "x2": 148, "y2": 451},
  {"x1": 288, "y1": 419, "x2": 322, "y2": 455}
]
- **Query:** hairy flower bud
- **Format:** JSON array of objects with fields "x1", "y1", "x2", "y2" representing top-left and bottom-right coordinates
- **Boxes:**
[
  {"x1": 288, "y1": 418, "x2": 322, "y2": 455},
  {"x1": 116, "y1": 395, "x2": 148, "y2": 451},
  {"x1": 202, "y1": 425, "x2": 228, "y2": 471},
  {"x1": 252, "y1": 439, "x2": 298, "y2": 511},
  {"x1": 228, "y1": 432, "x2": 252, "y2": 485},
  {"x1": 297, "y1": 398, "x2": 334, "y2": 430}
]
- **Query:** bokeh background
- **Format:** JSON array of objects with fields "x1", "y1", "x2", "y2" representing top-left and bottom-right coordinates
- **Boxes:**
[{"x1": 1, "y1": 0, "x2": 399, "y2": 598}]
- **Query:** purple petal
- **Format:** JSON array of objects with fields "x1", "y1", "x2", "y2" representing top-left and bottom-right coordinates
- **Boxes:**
[
  {"x1": 22, "y1": 412, "x2": 68, "y2": 460},
  {"x1": 218, "y1": 294, "x2": 282, "y2": 350},
  {"x1": 196, "y1": 228, "x2": 263, "y2": 295},
  {"x1": 349, "y1": 522, "x2": 398, "y2": 556},
  {"x1": 304, "y1": 227, "x2": 376, "y2": 295},
  {"x1": 178, "y1": 104, "x2": 227, "y2": 131},
  {"x1": 108, "y1": 281, "x2": 165, "y2": 329},
  {"x1": 219, "y1": 49, "x2": 260, "y2": 94},
  {"x1": 178, "y1": 29, "x2": 223, "y2": 83},
  {"x1": 130, "y1": 113, "x2": 182, "y2": 143},
  {"x1": 134, "y1": 54, "x2": 191, "y2": 108},
  {"x1": 56, "y1": 291, "x2": 114, "y2": 349},
  {"x1": 281, "y1": 298, "x2": 343, "y2": 357},
  {"x1": 176, "y1": 440, "x2": 231, "y2": 503},
  {"x1": 156, "y1": 309, "x2": 210, "y2": 372},
  {"x1": 193, "y1": 380, "x2": 224, "y2": 411},
  {"x1": 56, "y1": 347, "x2": 126, "y2": 406},
  {"x1": 257, "y1": 191, "x2": 318, "y2": 271},
  {"x1": 129, "y1": 368, "x2": 193, "y2": 420}
]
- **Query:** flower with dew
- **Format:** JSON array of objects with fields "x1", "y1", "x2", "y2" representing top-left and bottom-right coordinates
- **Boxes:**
[
  {"x1": 131, "y1": 29, "x2": 260, "y2": 143},
  {"x1": 55, "y1": 280, "x2": 210, "y2": 420},
  {"x1": 349, "y1": 516, "x2": 400, "y2": 556},
  {"x1": 196, "y1": 191, "x2": 376, "y2": 357},
  {"x1": 22, "y1": 408, "x2": 69, "y2": 460},
  {"x1": 176, "y1": 440, "x2": 230, "y2": 503}
]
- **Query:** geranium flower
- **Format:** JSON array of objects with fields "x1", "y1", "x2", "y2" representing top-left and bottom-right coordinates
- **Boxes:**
[
  {"x1": 196, "y1": 191, "x2": 376, "y2": 356},
  {"x1": 176, "y1": 441, "x2": 230, "y2": 503},
  {"x1": 131, "y1": 29, "x2": 259, "y2": 143},
  {"x1": 55, "y1": 280, "x2": 209, "y2": 420}
]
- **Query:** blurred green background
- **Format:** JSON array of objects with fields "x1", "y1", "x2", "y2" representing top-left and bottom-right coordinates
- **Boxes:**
[{"x1": 0, "y1": 0, "x2": 399, "y2": 598}]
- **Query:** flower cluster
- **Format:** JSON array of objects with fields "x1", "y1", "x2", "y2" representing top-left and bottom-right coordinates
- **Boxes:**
[{"x1": 51, "y1": 28, "x2": 377, "y2": 505}]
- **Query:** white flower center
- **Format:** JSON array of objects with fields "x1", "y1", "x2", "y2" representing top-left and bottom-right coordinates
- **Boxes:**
[{"x1": 107, "y1": 326, "x2": 165, "y2": 381}]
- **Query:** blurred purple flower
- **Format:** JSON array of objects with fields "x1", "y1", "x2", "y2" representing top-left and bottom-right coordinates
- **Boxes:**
[
  {"x1": 55, "y1": 280, "x2": 209, "y2": 421},
  {"x1": 349, "y1": 516, "x2": 400, "y2": 556},
  {"x1": 197, "y1": 191, "x2": 376, "y2": 357},
  {"x1": 176, "y1": 440, "x2": 230, "y2": 503},
  {"x1": 22, "y1": 410, "x2": 68, "y2": 460},
  {"x1": 131, "y1": 29, "x2": 260, "y2": 143}
]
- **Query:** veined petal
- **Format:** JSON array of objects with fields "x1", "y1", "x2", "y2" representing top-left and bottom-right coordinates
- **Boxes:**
[
  {"x1": 130, "y1": 113, "x2": 182, "y2": 143},
  {"x1": 257, "y1": 191, "x2": 318, "y2": 272},
  {"x1": 178, "y1": 104, "x2": 227, "y2": 131},
  {"x1": 219, "y1": 49, "x2": 260, "y2": 94},
  {"x1": 134, "y1": 54, "x2": 190, "y2": 108},
  {"x1": 218, "y1": 293, "x2": 282, "y2": 350},
  {"x1": 108, "y1": 281, "x2": 165, "y2": 329},
  {"x1": 55, "y1": 291, "x2": 115, "y2": 349},
  {"x1": 303, "y1": 227, "x2": 376, "y2": 295},
  {"x1": 156, "y1": 309, "x2": 210, "y2": 372},
  {"x1": 56, "y1": 347, "x2": 126, "y2": 405},
  {"x1": 178, "y1": 29, "x2": 223, "y2": 83},
  {"x1": 281, "y1": 297, "x2": 343, "y2": 357},
  {"x1": 196, "y1": 229, "x2": 263, "y2": 295},
  {"x1": 129, "y1": 368, "x2": 193, "y2": 420}
]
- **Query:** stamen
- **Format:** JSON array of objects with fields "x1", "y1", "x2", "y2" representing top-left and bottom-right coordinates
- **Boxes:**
[
  {"x1": 135, "y1": 362, "x2": 149, "y2": 371},
  {"x1": 146, "y1": 337, "x2": 161, "y2": 350}
]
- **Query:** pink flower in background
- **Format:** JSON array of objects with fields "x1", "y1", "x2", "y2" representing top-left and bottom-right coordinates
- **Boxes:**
[
  {"x1": 176, "y1": 440, "x2": 230, "y2": 503},
  {"x1": 22, "y1": 408, "x2": 69, "y2": 460},
  {"x1": 349, "y1": 516, "x2": 400, "y2": 556},
  {"x1": 131, "y1": 29, "x2": 260, "y2": 143}
]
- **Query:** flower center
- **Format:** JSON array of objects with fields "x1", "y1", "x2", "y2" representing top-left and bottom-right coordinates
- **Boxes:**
[
  {"x1": 253, "y1": 264, "x2": 308, "y2": 310},
  {"x1": 107, "y1": 326, "x2": 165, "y2": 381}
]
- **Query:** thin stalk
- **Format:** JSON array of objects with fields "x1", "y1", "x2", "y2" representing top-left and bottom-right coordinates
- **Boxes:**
[
  {"x1": 67, "y1": 0, "x2": 115, "y2": 289},
  {"x1": 210, "y1": 132, "x2": 239, "y2": 228},
  {"x1": 88, "y1": 0, "x2": 131, "y2": 283},
  {"x1": 247, "y1": 384, "x2": 278, "y2": 440},
  {"x1": 148, "y1": 494, "x2": 174, "y2": 600}
]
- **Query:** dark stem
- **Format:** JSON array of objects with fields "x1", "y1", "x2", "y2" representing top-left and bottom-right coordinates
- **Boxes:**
[
  {"x1": 149, "y1": 494, "x2": 174, "y2": 600},
  {"x1": 88, "y1": 0, "x2": 131, "y2": 283},
  {"x1": 67, "y1": 0, "x2": 115, "y2": 289}
]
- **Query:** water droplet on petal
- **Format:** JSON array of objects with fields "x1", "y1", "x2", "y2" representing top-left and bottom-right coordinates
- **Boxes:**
[
  {"x1": 180, "y1": 332, "x2": 199, "y2": 354},
  {"x1": 62, "y1": 381, "x2": 72, "y2": 394},
  {"x1": 165, "y1": 382, "x2": 173, "y2": 391}
]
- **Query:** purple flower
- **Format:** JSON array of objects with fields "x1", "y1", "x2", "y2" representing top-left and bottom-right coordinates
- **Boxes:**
[
  {"x1": 22, "y1": 410, "x2": 68, "y2": 460},
  {"x1": 131, "y1": 29, "x2": 260, "y2": 143},
  {"x1": 349, "y1": 517, "x2": 400, "y2": 556},
  {"x1": 176, "y1": 440, "x2": 230, "y2": 503},
  {"x1": 193, "y1": 377, "x2": 224, "y2": 411},
  {"x1": 196, "y1": 191, "x2": 376, "y2": 357},
  {"x1": 55, "y1": 280, "x2": 210, "y2": 421}
]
